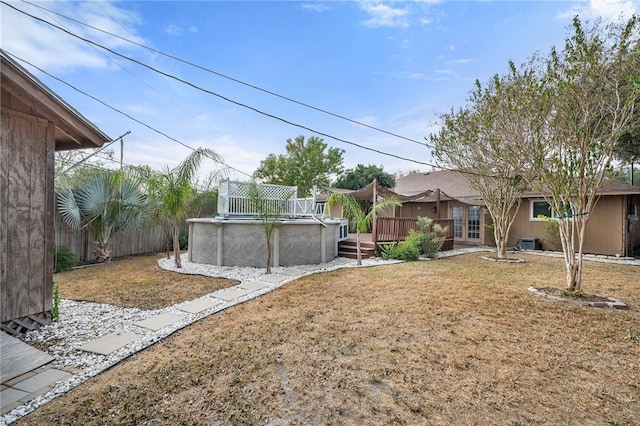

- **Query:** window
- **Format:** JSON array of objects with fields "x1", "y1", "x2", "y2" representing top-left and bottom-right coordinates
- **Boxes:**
[
  {"x1": 531, "y1": 200, "x2": 552, "y2": 219},
  {"x1": 530, "y1": 200, "x2": 573, "y2": 220}
]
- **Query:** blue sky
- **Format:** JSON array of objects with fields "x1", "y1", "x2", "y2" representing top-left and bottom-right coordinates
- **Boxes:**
[{"x1": 2, "y1": 0, "x2": 638, "y2": 183}]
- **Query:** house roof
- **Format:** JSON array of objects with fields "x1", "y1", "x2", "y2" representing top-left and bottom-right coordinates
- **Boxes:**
[
  {"x1": 1, "y1": 50, "x2": 111, "y2": 151},
  {"x1": 521, "y1": 181, "x2": 640, "y2": 198},
  {"x1": 395, "y1": 170, "x2": 640, "y2": 202}
]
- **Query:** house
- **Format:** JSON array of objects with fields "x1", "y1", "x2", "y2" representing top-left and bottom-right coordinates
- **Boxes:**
[
  {"x1": 392, "y1": 171, "x2": 640, "y2": 257},
  {"x1": 1, "y1": 50, "x2": 110, "y2": 334}
]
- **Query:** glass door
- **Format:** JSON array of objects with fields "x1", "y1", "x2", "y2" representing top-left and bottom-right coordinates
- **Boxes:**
[
  {"x1": 452, "y1": 206, "x2": 463, "y2": 238},
  {"x1": 467, "y1": 206, "x2": 481, "y2": 240}
]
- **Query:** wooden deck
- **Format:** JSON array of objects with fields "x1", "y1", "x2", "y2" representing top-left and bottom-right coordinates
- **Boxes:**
[{"x1": 338, "y1": 217, "x2": 456, "y2": 257}]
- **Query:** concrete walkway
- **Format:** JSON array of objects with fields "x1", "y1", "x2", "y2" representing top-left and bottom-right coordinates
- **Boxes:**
[{"x1": 1, "y1": 248, "x2": 637, "y2": 424}]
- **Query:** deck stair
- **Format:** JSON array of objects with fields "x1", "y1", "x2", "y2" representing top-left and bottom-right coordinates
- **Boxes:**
[{"x1": 338, "y1": 238, "x2": 377, "y2": 259}]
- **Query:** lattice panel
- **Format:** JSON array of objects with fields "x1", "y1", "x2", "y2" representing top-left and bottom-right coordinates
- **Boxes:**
[
  {"x1": 1, "y1": 312, "x2": 52, "y2": 335},
  {"x1": 226, "y1": 181, "x2": 297, "y2": 200}
]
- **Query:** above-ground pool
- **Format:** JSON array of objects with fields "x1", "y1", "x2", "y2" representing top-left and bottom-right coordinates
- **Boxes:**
[{"x1": 187, "y1": 217, "x2": 348, "y2": 267}]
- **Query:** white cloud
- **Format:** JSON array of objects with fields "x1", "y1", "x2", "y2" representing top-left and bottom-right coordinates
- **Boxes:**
[
  {"x1": 164, "y1": 23, "x2": 199, "y2": 36},
  {"x1": 360, "y1": 2, "x2": 410, "y2": 28},
  {"x1": 557, "y1": 0, "x2": 638, "y2": 22},
  {"x1": 164, "y1": 24, "x2": 183, "y2": 36},
  {"x1": 300, "y1": 3, "x2": 331, "y2": 13},
  {"x1": 0, "y1": 1, "x2": 145, "y2": 72}
]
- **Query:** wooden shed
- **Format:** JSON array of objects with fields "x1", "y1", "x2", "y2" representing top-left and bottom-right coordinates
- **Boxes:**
[{"x1": 1, "y1": 50, "x2": 110, "y2": 334}]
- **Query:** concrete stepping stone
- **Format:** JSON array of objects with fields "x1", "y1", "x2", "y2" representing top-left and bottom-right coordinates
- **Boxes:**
[
  {"x1": 279, "y1": 269, "x2": 305, "y2": 276},
  {"x1": 260, "y1": 274, "x2": 288, "y2": 283},
  {"x1": 238, "y1": 281, "x2": 269, "y2": 292},
  {"x1": 297, "y1": 264, "x2": 323, "y2": 271},
  {"x1": 1, "y1": 332, "x2": 53, "y2": 383},
  {"x1": 211, "y1": 287, "x2": 248, "y2": 301},
  {"x1": 0, "y1": 387, "x2": 30, "y2": 411},
  {"x1": 176, "y1": 298, "x2": 219, "y2": 314},
  {"x1": 134, "y1": 313, "x2": 182, "y2": 331},
  {"x1": 78, "y1": 331, "x2": 140, "y2": 355},
  {"x1": 10, "y1": 368, "x2": 71, "y2": 393}
]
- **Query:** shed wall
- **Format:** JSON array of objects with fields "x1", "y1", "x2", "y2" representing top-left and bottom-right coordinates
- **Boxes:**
[
  {"x1": 509, "y1": 196, "x2": 625, "y2": 256},
  {"x1": 1, "y1": 109, "x2": 55, "y2": 323}
]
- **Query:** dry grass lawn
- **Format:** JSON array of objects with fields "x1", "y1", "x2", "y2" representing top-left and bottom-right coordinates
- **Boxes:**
[
  {"x1": 20, "y1": 253, "x2": 640, "y2": 425},
  {"x1": 55, "y1": 253, "x2": 236, "y2": 309}
]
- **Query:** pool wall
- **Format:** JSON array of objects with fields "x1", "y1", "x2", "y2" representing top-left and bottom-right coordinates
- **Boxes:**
[{"x1": 187, "y1": 218, "x2": 344, "y2": 267}]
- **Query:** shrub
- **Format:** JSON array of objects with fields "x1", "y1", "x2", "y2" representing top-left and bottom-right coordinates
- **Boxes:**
[
  {"x1": 169, "y1": 233, "x2": 189, "y2": 251},
  {"x1": 380, "y1": 239, "x2": 420, "y2": 261},
  {"x1": 179, "y1": 233, "x2": 189, "y2": 250},
  {"x1": 378, "y1": 242, "x2": 397, "y2": 260},
  {"x1": 393, "y1": 239, "x2": 421, "y2": 261},
  {"x1": 54, "y1": 246, "x2": 76, "y2": 273},
  {"x1": 538, "y1": 215, "x2": 563, "y2": 251},
  {"x1": 52, "y1": 279, "x2": 60, "y2": 322},
  {"x1": 412, "y1": 217, "x2": 448, "y2": 258}
]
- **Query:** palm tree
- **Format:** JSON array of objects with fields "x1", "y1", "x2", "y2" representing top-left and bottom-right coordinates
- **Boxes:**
[
  {"x1": 325, "y1": 192, "x2": 402, "y2": 265},
  {"x1": 246, "y1": 180, "x2": 294, "y2": 274},
  {"x1": 57, "y1": 170, "x2": 148, "y2": 262},
  {"x1": 146, "y1": 148, "x2": 223, "y2": 268}
]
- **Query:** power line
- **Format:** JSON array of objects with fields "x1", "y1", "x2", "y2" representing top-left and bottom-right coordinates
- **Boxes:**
[
  {"x1": 3, "y1": 51, "x2": 253, "y2": 178},
  {"x1": 19, "y1": 0, "x2": 429, "y2": 148},
  {"x1": 4, "y1": 4, "x2": 513, "y2": 181},
  {"x1": 1, "y1": 4, "x2": 438, "y2": 169}
]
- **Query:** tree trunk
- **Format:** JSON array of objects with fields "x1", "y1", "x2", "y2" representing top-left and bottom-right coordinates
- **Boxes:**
[
  {"x1": 94, "y1": 243, "x2": 111, "y2": 263},
  {"x1": 558, "y1": 219, "x2": 580, "y2": 291},
  {"x1": 265, "y1": 233, "x2": 272, "y2": 274},
  {"x1": 493, "y1": 221, "x2": 508, "y2": 259},
  {"x1": 173, "y1": 224, "x2": 182, "y2": 268},
  {"x1": 356, "y1": 231, "x2": 362, "y2": 266}
]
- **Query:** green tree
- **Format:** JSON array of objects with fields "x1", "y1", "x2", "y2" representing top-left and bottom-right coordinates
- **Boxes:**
[
  {"x1": 431, "y1": 62, "x2": 535, "y2": 259},
  {"x1": 615, "y1": 123, "x2": 640, "y2": 185},
  {"x1": 55, "y1": 148, "x2": 116, "y2": 190},
  {"x1": 325, "y1": 192, "x2": 401, "y2": 266},
  {"x1": 57, "y1": 170, "x2": 148, "y2": 262},
  {"x1": 147, "y1": 148, "x2": 223, "y2": 268},
  {"x1": 246, "y1": 180, "x2": 294, "y2": 274},
  {"x1": 334, "y1": 164, "x2": 396, "y2": 190},
  {"x1": 514, "y1": 16, "x2": 640, "y2": 291},
  {"x1": 254, "y1": 135, "x2": 344, "y2": 197}
]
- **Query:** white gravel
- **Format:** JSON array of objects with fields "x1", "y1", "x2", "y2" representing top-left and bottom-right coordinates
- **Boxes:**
[
  {"x1": 2, "y1": 253, "x2": 407, "y2": 425},
  {"x1": 4, "y1": 246, "x2": 634, "y2": 425}
]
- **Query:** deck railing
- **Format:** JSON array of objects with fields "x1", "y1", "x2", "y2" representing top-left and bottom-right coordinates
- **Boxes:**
[
  {"x1": 374, "y1": 216, "x2": 454, "y2": 244},
  {"x1": 217, "y1": 180, "x2": 323, "y2": 217}
]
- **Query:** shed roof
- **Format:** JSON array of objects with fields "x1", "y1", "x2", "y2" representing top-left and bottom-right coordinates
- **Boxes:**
[{"x1": 1, "y1": 50, "x2": 111, "y2": 150}]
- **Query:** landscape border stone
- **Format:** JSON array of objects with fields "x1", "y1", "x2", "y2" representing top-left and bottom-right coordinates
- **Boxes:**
[{"x1": 527, "y1": 286, "x2": 629, "y2": 309}]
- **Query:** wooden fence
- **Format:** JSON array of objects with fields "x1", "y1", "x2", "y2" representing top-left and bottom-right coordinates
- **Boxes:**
[
  {"x1": 374, "y1": 217, "x2": 454, "y2": 250},
  {"x1": 54, "y1": 211, "x2": 188, "y2": 263}
]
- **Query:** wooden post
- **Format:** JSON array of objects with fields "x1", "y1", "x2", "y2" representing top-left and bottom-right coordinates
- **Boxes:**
[
  {"x1": 372, "y1": 179, "x2": 378, "y2": 244},
  {"x1": 436, "y1": 188, "x2": 441, "y2": 219}
]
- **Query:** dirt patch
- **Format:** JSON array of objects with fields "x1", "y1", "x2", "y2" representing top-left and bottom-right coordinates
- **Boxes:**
[
  {"x1": 20, "y1": 253, "x2": 640, "y2": 425},
  {"x1": 55, "y1": 252, "x2": 236, "y2": 310}
]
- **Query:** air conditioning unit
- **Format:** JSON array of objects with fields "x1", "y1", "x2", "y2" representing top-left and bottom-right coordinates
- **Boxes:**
[{"x1": 520, "y1": 237, "x2": 540, "y2": 250}]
